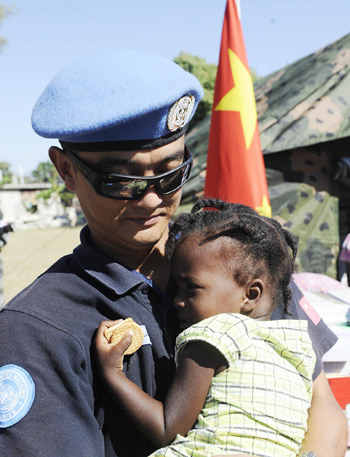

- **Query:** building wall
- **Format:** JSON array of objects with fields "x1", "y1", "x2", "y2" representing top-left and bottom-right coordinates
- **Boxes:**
[{"x1": 0, "y1": 186, "x2": 68, "y2": 229}]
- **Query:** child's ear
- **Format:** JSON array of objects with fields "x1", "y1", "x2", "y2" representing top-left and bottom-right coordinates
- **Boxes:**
[{"x1": 240, "y1": 279, "x2": 264, "y2": 313}]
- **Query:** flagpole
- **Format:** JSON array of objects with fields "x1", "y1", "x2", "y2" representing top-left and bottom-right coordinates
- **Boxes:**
[{"x1": 235, "y1": 0, "x2": 241, "y2": 19}]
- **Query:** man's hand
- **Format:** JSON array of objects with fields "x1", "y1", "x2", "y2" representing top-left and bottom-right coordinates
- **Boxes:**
[{"x1": 298, "y1": 370, "x2": 348, "y2": 457}]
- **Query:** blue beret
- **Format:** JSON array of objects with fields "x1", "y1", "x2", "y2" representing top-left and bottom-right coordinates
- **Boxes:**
[{"x1": 31, "y1": 50, "x2": 203, "y2": 150}]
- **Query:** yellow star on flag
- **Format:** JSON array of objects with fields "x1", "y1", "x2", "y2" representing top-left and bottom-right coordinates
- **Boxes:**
[
  {"x1": 256, "y1": 194, "x2": 272, "y2": 218},
  {"x1": 215, "y1": 48, "x2": 257, "y2": 150}
]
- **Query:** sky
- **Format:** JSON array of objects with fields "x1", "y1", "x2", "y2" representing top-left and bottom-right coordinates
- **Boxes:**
[{"x1": 1, "y1": 0, "x2": 350, "y2": 176}]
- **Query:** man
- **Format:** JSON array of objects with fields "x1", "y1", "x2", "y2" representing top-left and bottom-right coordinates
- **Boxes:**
[{"x1": 0, "y1": 51, "x2": 347, "y2": 457}]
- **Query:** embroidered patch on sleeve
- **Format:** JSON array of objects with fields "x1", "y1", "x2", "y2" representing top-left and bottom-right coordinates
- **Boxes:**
[
  {"x1": 0, "y1": 364, "x2": 35, "y2": 428},
  {"x1": 299, "y1": 296, "x2": 321, "y2": 325}
]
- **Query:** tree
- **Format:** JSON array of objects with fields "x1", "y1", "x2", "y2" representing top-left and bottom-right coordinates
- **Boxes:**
[
  {"x1": 0, "y1": 161, "x2": 13, "y2": 185},
  {"x1": 0, "y1": 4, "x2": 15, "y2": 51},
  {"x1": 174, "y1": 52, "x2": 217, "y2": 129},
  {"x1": 31, "y1": 161, "x2": 74, "y2": 207},
  {"x1": 31, "y1": 161, "x2": 58, "y2": 183},
  {"x1": 174, "y1": 52, "x2": 259, "y2": 130}
]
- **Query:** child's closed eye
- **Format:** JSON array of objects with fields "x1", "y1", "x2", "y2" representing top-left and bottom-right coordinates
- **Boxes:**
[{"x1": 187, "y1": 282, "x2": 202, "y2": 290}]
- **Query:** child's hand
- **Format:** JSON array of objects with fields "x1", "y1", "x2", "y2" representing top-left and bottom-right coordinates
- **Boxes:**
[{"x1": 94, "y1": 320, "x2": 133, "y2": 378}]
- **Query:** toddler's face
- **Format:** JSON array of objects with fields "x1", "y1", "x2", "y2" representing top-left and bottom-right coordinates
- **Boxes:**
[{"x1": 171, "y1": 236, "x2": 247, "y2": 329}]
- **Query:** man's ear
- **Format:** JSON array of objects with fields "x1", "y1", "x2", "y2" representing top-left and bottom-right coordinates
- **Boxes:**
[
  {"x1": 49, "y1": 146, "x2": 76, "y2": 192},
  {"x1": 240, "y1": 279, "x2": 264, "y2": 313}
]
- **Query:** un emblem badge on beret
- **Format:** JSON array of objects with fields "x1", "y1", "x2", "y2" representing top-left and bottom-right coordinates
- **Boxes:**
[
  {"x1": 167, "y1": 95, "x2": 195, "y2": 132},
  {"x1": 0, "y1": 365, "x2": 35, "y2": 428}
]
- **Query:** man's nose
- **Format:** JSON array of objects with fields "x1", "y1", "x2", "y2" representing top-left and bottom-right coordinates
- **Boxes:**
[{"x1": 138, "y1": 185, "x2": 163, "y2": 207}]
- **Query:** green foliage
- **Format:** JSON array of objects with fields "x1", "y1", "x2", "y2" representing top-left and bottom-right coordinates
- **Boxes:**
[
  {"x1": 0, "y1": 161, "x2": 12, "y2": 185},
  {"x1": 31, "y1": 161, "x2": 57, "y2": 183},
  {"x1": 174, "y1": 52, "x2": 217, "y2": 129},
  {"x1": 35, "y1": 183, "x2": 74, "y2": 207},
  {"x1": 174, "y1": 52, "x2": 259, "y2": 130},
  {"x1": 0, "y1": 4, "x2": 16, "y2": 51},
  {"x1": 31, "y1": 161, "x2": 74, "y2": 207},
  {"x1": 250, "y1": 68, "x2": 258, "y2": 83}
]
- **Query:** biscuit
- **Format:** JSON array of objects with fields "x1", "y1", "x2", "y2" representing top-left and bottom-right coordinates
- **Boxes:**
[{"x1": 104, "y1": 318, "x2": 144, "y2": 355}]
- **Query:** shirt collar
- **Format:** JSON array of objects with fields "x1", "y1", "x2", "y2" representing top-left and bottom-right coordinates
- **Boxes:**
[{"x1": 73, "y1": 225, "x2": 145, "y2": 296}]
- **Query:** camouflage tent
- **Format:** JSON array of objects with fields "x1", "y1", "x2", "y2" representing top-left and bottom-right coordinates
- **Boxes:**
[{"x1": 181, "y1": 33, "x2": 350, "y2": 279}]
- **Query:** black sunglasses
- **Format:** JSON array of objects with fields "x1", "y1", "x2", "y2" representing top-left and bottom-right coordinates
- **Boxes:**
[{"x1": 64, "y1": 145, "x2": 193, "y2": 200}]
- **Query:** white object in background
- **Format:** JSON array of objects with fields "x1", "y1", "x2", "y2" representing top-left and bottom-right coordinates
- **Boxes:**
[
  {"x1": 303, "y1": 291, "x2": 350, "y2": 325},
  {"x1": 328, "y1": 288, "x2": 350, "y2": 305}
]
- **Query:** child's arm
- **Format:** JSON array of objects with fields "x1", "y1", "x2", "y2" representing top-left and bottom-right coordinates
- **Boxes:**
[{"x1": 94, "y1": 320, "x2": 227, "y2": 448}]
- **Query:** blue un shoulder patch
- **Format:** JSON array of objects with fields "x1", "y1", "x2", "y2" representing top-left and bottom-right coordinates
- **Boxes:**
[{"x1": 0, "y1": 364, "x2": 35, "y2": 428}]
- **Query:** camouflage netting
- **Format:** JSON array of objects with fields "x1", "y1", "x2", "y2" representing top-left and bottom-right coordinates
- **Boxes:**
[
  {"x1": 266, "y1": 170, "x2": 339, "y2": 279},
  {"x1": 180, "y1": 33, "x2": 350, "y2": 279},
  {"x1": 255, "y1": 33, "x2": 350, "y2": 153}
]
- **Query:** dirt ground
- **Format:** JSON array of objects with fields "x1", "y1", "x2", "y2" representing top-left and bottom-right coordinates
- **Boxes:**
[{"x1": 1, "y1": 226, "x2": 82, "y2": 303}]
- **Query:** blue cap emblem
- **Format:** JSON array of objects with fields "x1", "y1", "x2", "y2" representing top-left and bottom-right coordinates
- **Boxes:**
[
  {"x1": 167, "y1": 96, "x2": 195, "y2": 132},
  {"x1": 0, "y1": 365, "x2": 35, "y2": 428}
]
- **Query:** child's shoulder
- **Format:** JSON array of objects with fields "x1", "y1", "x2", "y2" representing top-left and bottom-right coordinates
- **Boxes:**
[{"x1": 175, "y1": 313, "x2": 253, "y2": 367}]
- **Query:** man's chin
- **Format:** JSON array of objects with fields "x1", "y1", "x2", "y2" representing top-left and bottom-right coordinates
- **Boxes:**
[{"x1": 130, "y1": 222, "x2": 169, "y2": 247}]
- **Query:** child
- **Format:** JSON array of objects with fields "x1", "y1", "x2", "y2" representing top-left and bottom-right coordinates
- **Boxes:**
[{"x1": 95, "y1": 199, "x2": 316, "y2": 457}]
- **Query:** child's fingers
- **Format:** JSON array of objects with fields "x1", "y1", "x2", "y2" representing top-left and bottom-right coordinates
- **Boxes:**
[
  {"x1": 114, "y1": 329, "x2": 133, "y2": 355},
  {"x1": 103, "y1": 331, "x2": 133, "y2": 370},
  {"x1": 95, "y1": 318, "x2": 142, "y2": 360},
  {"x1": 95, "y1": 321, "x2": 133, "y2": 356},
  {"x1": 96, "y1": 320, "x2": 123, "y2": 344}
]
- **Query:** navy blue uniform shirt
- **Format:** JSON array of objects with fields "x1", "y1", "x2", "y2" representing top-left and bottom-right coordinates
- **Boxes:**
[{"x1": 0, "y1": 226, "x2": 337, "y2": 457}]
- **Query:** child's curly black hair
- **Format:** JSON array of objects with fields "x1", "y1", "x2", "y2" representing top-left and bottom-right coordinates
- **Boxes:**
[{"x1": 166, "y1": 198, "x2": 298, "y2": 315}]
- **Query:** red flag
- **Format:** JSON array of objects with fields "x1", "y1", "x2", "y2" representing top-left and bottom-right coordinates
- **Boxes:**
[{"x1": 204, "y1": 0, "x2": 271, "y2": 217}]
